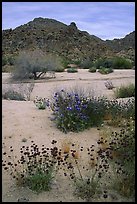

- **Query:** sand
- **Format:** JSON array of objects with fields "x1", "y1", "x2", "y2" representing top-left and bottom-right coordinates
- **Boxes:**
[{"x1": 2, "y1": 69, "x2": 135, "y2": 202}]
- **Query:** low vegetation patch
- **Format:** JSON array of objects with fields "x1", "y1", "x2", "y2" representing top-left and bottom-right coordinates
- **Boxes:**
[
  {"x1": 2, "y1": 90, "x2": 26, "y2": 101},
  {"x1": 34, "y1": 96, "x2": 50, "y2": 110},
  {"x1": 2, "y1": 140, "x2": 59, "y2": 193},
  {"x1": 104, "y1": 97, "x2": 135, "y2": 126},
  {"x1": 88, "y1": 67, "x2": 97, "y2": 73},
  {"x1": 3, "y1": 118, "x2": 135, "y2": 201},
  {"x1": 67, "y1": 68, "x2": 78, "y2": 73},
  {"x1": 35, "y1": 87, "x2": 135, "y2": 133},
  {"x1": 114, "y1": 83, "x2": 135, "y2": 98},
  {"x1": 98, "y1": 67, "x2": 113, "y2": 74},
  {"x1": 79, "y1": 59, "x2": 93, "y2": 69},
  {"x1": 92, "y1": 57, "x2": 133, "y2": 69},
  {"x1": 48, "y1": 88, "x2": 107, "y2": 133},
  {"x1": 2, "y1": 83, "x2": 34, "y2": 101}
]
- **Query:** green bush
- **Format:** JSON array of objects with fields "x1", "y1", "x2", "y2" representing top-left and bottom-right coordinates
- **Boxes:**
[
  {"x1": 93, "y1": 57, "x2": 133, "y2": 70},
  {"x1": 98, "y1": 67, "x2": 113, "y2": 74},
  {"x1": 112, "y1": 57, "x2": 132, "y2": 69},
  {"x1": 25, "y1": 168, "x2": 54, "y2": 192},
  {"x1": 61, "y1": 58, "x2": 70, "y2": 69},
  {"x1": 88, "y1": 67, "x2": 97, "y2": 73},
  {"x1": 54, "y1": 66, "x2": 65, "y2": 72},
  {"x1": 114, "y1": 83, "x2": 135, "y2": 98},
  {"x1": 2, "y1": 55, "x2": 16, "y2": 67},
  {"x1": 8, "y1": 55, "x2": 16, "y2": 66},
  {"x1": 73, "y1": 60, "x2": 81, "y2": 66},
  {"x1": 67, "y1": 68, "x2": 78, "y2": 73},
  {"x1": 79, "y1": 59, "x2": 93, "y2": 69},
  {"x1": 2, "y1": 56, "x2": 8, "y2": 66},
  {"x1": 93, "y1": 58, "x2": 113, "y2": 69}
]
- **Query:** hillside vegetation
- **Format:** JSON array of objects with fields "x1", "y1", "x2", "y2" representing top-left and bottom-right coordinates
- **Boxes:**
[{"x1": 2, "y1": 17, "x2": 135, "y2": 68}]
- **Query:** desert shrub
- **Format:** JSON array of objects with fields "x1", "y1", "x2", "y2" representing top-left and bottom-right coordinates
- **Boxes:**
[
  {"x1": 54, "y1": 67, "x2": 65, "y2": 72},
  {"x1": 2, "y1": 55, "x2": 8, "y2": 66},
  {"x1": 2, "y1": 140, "x2": 59, "y2": 193},
  {"x1": 104, "y1": 97, "x2": 135, "y2": 126},
  {"x1": 49, "y1": 88, "x2": 107, "y2": 133},
  {"x1": 112, "y1": 57, "x2": 132, "y2": 69},
  {"x1": 2, "y1": 55, "x2": 16, "y2": 66},
  {"x1": 79, "y1": 59, "x2": 93, "y2": 69},
  {"x1": 8, "y1": 55, "x2": 16, "y2": 66},
  {"x1": 93, "y1": 57, "x2": 132, "y2": 69},
  {"x1": 97, "y1": 118, "x2": 135, "y2": 200},
  {"x1": 88, "y1": 67, "x2": 97, "y2": 73},
  {"x1": 108, "y1": 119, "x2": 135, "y2": 198},
  {"x1": 2, "y1": 90, "x2": 26, "y2": 101},
  {"x1": 67, "y1": 68, "x2": 78, "y2": 73},
  {"x1": 60, "y1": 142, "x2": 110, "y2": 201},
  {"x1": 104, "y1": 80, "x2": 115, "y2": 90},
  {"x1": 34, "y1": 96, "x2": 50, "y2": 110},
  {"x1": 2, "y1": 65, "x2": 15, "y2": 73},
  {"x1": 73, "y1": 60, "x2": 81, "y2": 66},
  {"x1": 93, "y1": 58, "x2": 113, "y2": 69},
  {"x1": 12, "y1": 50, "x2": 63, "y2": 80},
  {"x1": 98, "y1": 67, "x2": 113, "y2": 74},
  {"x1": 114, "y1": 83, "x2": 135, "y2": 98},
  {"x1": 61, "y1": 58, "x2": 70, "y2": 69}
]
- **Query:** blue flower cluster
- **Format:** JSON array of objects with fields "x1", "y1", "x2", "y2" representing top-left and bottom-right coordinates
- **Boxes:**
[{"x1": 49, "y1": 89, "x2": 107, "y2": 133}]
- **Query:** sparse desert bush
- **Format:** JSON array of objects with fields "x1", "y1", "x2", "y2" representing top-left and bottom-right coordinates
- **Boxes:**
[
  {"x1": 2, "y1": 83, "x2": 34, "y2": 101},
  {"x1": 104, "y1": 80, "x2": 115, "y2": 90},
  {"x1": 34, "y1": 96, "x2": 50, "y2": 110},
  {"x1": 108, "y1": 119, "x2": 135, "y2": 198},
  {"x1": 12, "y1": 50, "x2": 63, "y2": 80},
  {"x1": 2, "y1": 65, "x2": 15, "y2": 73},
  {"x1": 104, "y1": 97, "x2": 135, "y2": 126},
  {"x1": 97, "y1": 118, "x2": 135, "y2": 200},
  {"x1": 114, "y1": 83, "x2": 135, "y2": 98},
  {"x1": 98, "y1": 67, "x2": 113, "y2": 74},
  {"x1": 88, "y1": 67, "x2": 97, "y2": 73},
  {"x1": 54, "y1": 67, "x2": 65, "y2": 72},
  {"x1": 2, "y1": 140, "x2": 59, "y2": 193},
  {"x1": 60, "y1": 141, "x2": 111, "y2": 201},
  {"x1": 2, "y1": 90, "x2": 26, "y2": 101}
]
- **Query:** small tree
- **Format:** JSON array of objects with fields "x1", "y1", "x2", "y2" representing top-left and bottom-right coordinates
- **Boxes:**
[{"x1": 12, "y1": 50, "x2": 63, "y2": 80}]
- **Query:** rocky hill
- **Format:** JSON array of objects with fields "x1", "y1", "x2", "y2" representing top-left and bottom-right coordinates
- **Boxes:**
[
  {"x1": 105, "y1": 31, "x2": 135, "y2": 62},
  {"x1": 2, "y1": 17, "x2": 135, "y2": 63}
]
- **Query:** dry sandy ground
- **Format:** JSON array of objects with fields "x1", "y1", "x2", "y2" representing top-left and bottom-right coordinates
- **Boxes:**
[{"x1": 2, "y1": 69, "x2": 135, "y2": 202}]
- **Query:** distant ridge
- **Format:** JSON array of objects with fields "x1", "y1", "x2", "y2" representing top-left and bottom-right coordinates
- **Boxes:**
[{"x1": 2, "y1": 17, "x2": 135, "y2": 62}]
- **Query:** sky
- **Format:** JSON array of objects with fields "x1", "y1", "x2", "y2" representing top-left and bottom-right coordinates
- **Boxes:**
[{"x1": 2, "y1": 2, "x2": 135, "y2": 40}]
